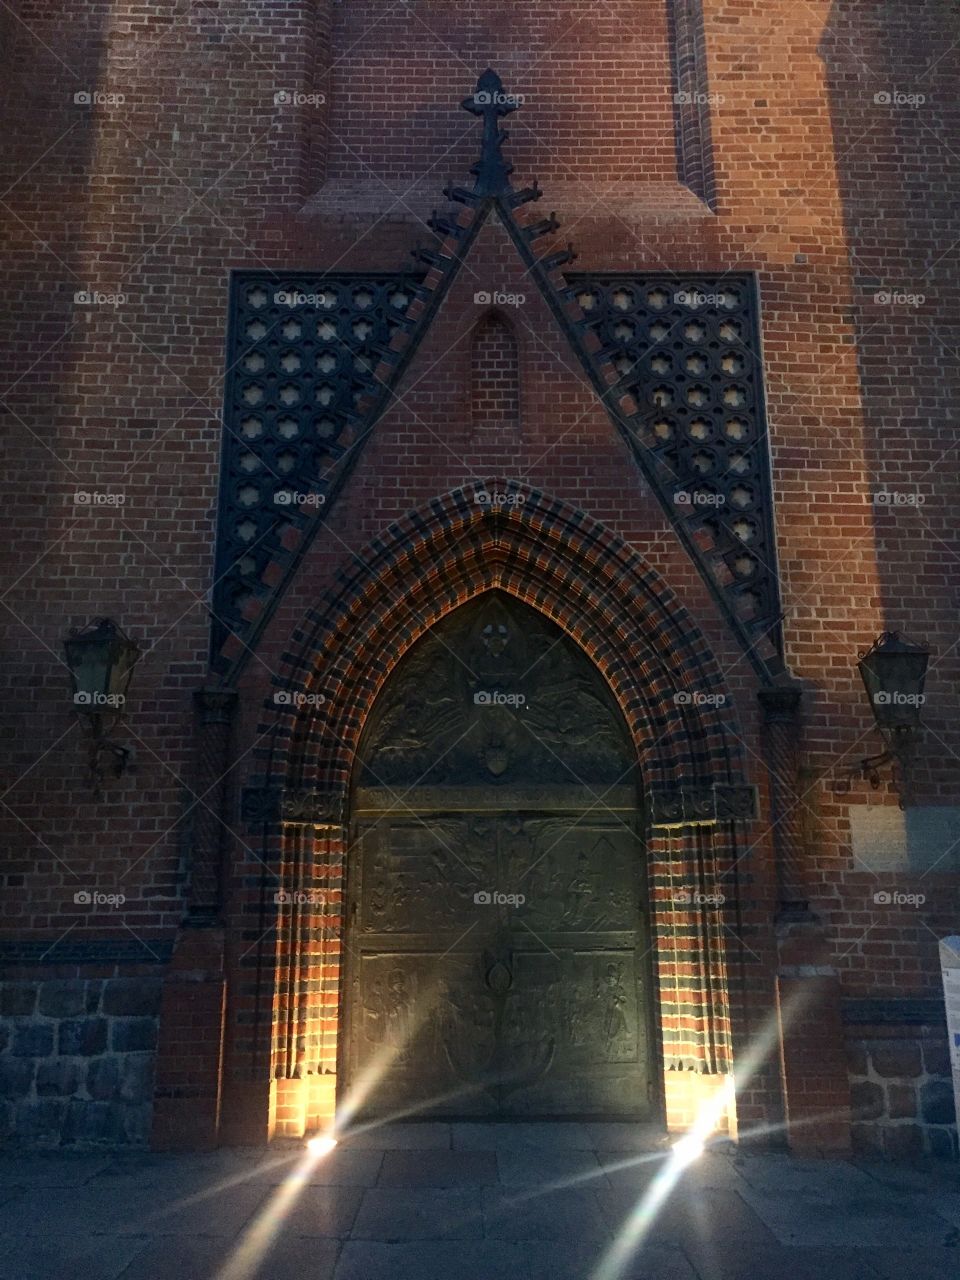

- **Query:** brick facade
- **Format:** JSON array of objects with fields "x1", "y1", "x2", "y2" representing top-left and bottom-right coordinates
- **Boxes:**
[
  {"x1": 0, "y1": 1, "x2": 957, "y2": 1154},
  {"x1": 470, "y1": 313, "x2": 520, "y2": 434}
]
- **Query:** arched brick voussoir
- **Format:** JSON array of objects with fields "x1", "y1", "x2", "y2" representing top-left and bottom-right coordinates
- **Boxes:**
[{"x1": 255, "y1": 481, "x2": 748, "y2": 801}]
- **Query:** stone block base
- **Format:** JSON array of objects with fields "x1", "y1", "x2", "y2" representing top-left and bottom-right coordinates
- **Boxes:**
[{"x1": 847, "y1": 1024, "x2": 958, "y2": 1160}]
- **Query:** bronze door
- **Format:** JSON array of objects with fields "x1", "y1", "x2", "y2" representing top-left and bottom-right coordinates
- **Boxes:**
[{"x1": 339, "y1": 593, "x2": 655, "y2": 1121}]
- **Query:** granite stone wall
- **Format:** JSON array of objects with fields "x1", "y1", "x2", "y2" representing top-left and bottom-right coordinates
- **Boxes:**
[
  {"x1": 847, "y1": 1025, "x2": 958, "y2": 1160},
  {"x1": 0, "y1": 978, "x2": 160, "y2": 1147}
]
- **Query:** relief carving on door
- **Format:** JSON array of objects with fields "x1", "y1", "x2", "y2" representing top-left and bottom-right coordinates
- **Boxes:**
[
  {"x1": 356, "y1": 591, "x2": 629, "y2": 788},
  {"x1": 341, "y1": 592, "x2": 655, "y2": 1120}
]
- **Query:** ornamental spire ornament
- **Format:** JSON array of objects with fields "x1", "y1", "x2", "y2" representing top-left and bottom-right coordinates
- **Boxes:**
[{"x1": 461, "y1": 68, "x2": 519, "y2": 195}]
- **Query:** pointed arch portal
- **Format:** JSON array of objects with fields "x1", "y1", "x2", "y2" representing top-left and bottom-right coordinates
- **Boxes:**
[
  {"x1": 232, "y1": 483, "x2": 763, "y2": 1141},
  {"x1": 342, "y1": 591, "x2": 655, "y2": 1120}
]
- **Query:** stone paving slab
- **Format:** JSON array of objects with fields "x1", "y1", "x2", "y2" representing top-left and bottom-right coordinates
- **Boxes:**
[
  {"x1": 732, "y1": 1153, "x2": 881, "y2": 1196},
  {"x1": 928, "y1": 1189, "x2": 960, "y2": 1228},
  {"x1": 117, "y1": 1236, "x2": 342, "y2": 1280},
  {"x1": 139, "y1": 1184, "x2": 273, "y2": 1239},
  {"x1": 600, "y1": 1183, "x2": 779, "y2": 1250},
  {"x1": 736, "y1": 1182, "x2": 957, "y2": 1249},
  {"x1": 339, "y1": 1122, "x2": 451, "y2": 1150},
  {"x1": 333, "y1": 1239, "x2": 617, "y2": 1280},
  {"x1": 583, "y1": 1122, "x2": 673, "y2": 1152},
  {"x1": 496, "y1": 1145, "x2": 605, "y2": 1187},
  {"x1": 0, "y1": 1181, "x2": 273, "y2": 1238},
  {"x1": 272, "y1": 1185, "x2": 364, "y2": 1238},
  {"x1": 377, "y1": 1148, "x2": 498, "y2": 1188},
  {"x1": 680, "y1": 1242, "x2": 884, "y2": 1280},
  {"x1": 598, "y1": 1149, "x2": 748, "y2": 1193},
  {"x1": 269, "y1": 1147, "x2": 384, "y2": 1187},
  {"x1": 89, "y1": 1150, "x2": 300, "y2": 1197},
  {"x1": 350, "y1": 1187, "x2": 484, "y2": 1240},
  {"x1": 0, "y1": 1130, "x2": 957, "y2": 1279},
  {"x1": 854, "y1": 1159, "x2": 959, "y2": 1192},
  {"x1": 452, "y1": 1121, "x2": 595, "y2": 1149},
  {"x1": 0, "y1": 1233, "x2": 143, "y2": 1280},
  {"x1": 864, "y1": 1246, "x2": 960, "y2": 1280},
  {"x1": 118, "y1": 1239, "x2": 230, "y2": 1280},
  {"x1": 0, "y1": 1154, "x2": 115, "y2": 1187},
  {"x1": 137, "y1": 1146, "x2": 382, "y2": 1188},
  {"x1": 482, "y1": 1185, "x2": 613, "y2": 1243},
  {"x1": 615, "y1": 1246, "x2": 703, "y2": 1280}
]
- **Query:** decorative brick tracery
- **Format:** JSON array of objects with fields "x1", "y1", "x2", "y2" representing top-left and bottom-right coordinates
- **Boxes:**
[{"x1": 212, "y1": 70, "x2": 783, "y2": 689}]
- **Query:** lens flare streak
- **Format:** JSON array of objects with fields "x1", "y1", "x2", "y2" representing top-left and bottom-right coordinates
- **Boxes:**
[{"x1": 213, "y1": 1145, "x2": 329, "y2": 1280}]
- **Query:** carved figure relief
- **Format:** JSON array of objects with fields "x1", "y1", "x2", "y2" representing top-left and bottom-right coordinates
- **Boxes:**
[{"x1": 357, "y1": 592, "x2": 633, "y2": 787}]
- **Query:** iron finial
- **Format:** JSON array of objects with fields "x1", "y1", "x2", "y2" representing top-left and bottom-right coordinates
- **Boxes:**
[{"x1": 461, "y1": 68, "x2": 519, "y2": 196}]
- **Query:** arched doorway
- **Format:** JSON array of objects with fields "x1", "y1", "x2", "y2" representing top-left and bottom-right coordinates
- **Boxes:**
[
  {"x1": 339, "y1": 591, "x2": 658, "y2": 1121},
  {"x1": 224, "y1": 484, "x2": 756, "y2": 1145}
]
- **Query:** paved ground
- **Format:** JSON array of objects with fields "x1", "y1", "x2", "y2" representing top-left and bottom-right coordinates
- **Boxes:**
[{"x1": 0, "y1": 1123, "x2": 957, "y2": 1280}]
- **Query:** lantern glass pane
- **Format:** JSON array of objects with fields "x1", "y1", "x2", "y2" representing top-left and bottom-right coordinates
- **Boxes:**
[
  {"x1": 858, "y1": 636, "x2": 928, "y2": 731},
  {"x1": 108, "y1": 641, "x2": 139, "y2": 701},
  {"x1": 64, "y1": 621, "x2": 139, "y2": 708},
  {"x1": 65, "y1": 639, "x2": 112, "y2": 700}
]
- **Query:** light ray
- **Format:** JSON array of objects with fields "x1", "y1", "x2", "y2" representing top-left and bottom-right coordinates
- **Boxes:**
[
  {"x1": 130, "y1": 1152, "x2": 298, "y2": 1227},
  {"x1": 591, "y1": 983, "x2": 814, "y2": 1280},
  {"x1": 213, "y1": 1143, "x2": 330, "y2": 1280},
  {"x1": 306, "y1": 1134, "x2": 338, "y2": 1156}
]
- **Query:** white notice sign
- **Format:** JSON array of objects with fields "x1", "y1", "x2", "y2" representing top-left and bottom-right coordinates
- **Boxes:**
[{"x1": 939, "y1": 935, "x2": 960, "y2": 1132}]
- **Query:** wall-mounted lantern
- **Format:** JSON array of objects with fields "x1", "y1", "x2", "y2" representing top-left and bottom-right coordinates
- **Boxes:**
[
  {"x1": 64, "y1": 618, "x2": 141, "y2": 796},
  {"x1": 855, "y1": 631, "x2": 929, "y2": 790}
]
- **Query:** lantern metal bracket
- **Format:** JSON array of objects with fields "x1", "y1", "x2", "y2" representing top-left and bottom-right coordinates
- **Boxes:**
[
  {"x1": 845, "y1": 725, "x2": 918, "y2": 792},
  {"x1": 833, "y1": 739, "x2": 913, "y2": 809},
  {"x1": 74, "y1": 711, "x2": 136, "y2": 798}
]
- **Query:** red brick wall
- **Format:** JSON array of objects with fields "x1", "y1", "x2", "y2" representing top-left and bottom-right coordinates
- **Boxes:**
[
  {"x1": 322, "y1": 1, "x2": 677, "y2": 190},
  {"x1": 813, "y1": 0, "x2": 960, "y2": 996},
  {"x1": 0, "y1": 0, "x2": 957, "y2": 1147},
  {"x1": 470, "y1": 311, "x2": 520, "y2": 433}
]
